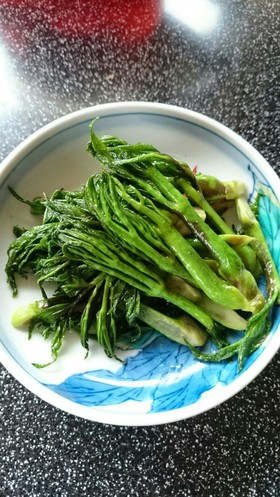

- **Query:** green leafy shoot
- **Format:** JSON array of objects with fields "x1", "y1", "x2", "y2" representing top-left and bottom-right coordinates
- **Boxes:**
[{"x1": 5, "y1": 119, "x2": 279, "y2": 370}]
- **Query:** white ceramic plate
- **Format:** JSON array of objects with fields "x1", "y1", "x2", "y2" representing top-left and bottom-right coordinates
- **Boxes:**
[{"x1": 0, "y1": 102, "x2": 279, "y2": 426}]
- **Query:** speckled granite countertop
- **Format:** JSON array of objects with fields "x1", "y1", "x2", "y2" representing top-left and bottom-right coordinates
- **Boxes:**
[{"x1": 0, "y1": 1, "x2": 279, "y2": 496}]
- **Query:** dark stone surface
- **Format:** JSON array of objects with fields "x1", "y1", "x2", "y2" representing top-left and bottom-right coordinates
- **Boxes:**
[{"x1": 0, "y1": 1, "x2": 279, "y2": 495}]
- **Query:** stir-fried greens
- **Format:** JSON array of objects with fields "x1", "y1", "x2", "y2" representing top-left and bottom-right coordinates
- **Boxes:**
[{"x1": 5, "y1": 119, "x2": 280, "y2": 370}]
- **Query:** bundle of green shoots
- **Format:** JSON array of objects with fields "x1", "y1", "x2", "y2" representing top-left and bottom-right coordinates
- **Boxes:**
[{"x1": 6, "y1": 119, "x2": 280, "y2": 369}]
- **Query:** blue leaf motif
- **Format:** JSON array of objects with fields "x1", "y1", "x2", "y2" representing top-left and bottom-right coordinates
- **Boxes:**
[{"x1": 43, "y1": 321, "x2": 279, "y2": 412}]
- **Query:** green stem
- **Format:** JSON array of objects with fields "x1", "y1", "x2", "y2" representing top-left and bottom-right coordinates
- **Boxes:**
[{"x1": 138, "y1": 304, "x2": 207, "y2": 346}]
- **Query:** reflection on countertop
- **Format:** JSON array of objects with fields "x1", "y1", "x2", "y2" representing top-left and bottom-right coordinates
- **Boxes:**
[{"x1": 0, "y1": 0, "x2": 279, "y2": 176}]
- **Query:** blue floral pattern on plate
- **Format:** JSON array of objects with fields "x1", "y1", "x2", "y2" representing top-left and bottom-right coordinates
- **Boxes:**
[{"x1": 43, "y1": 164, "x2": 280, "y2": 414}]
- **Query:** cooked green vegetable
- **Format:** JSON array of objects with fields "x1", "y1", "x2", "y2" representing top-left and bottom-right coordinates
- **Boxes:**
[
  {"x1": 87, "y1": 125, "x2": 264, "y2": 313},
  {"x1": 138, "y1": 304, "x2": 208, "y2": 347},
  {"x1": 6, "y1": 119, "x2": 280, "y2": 370}
]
